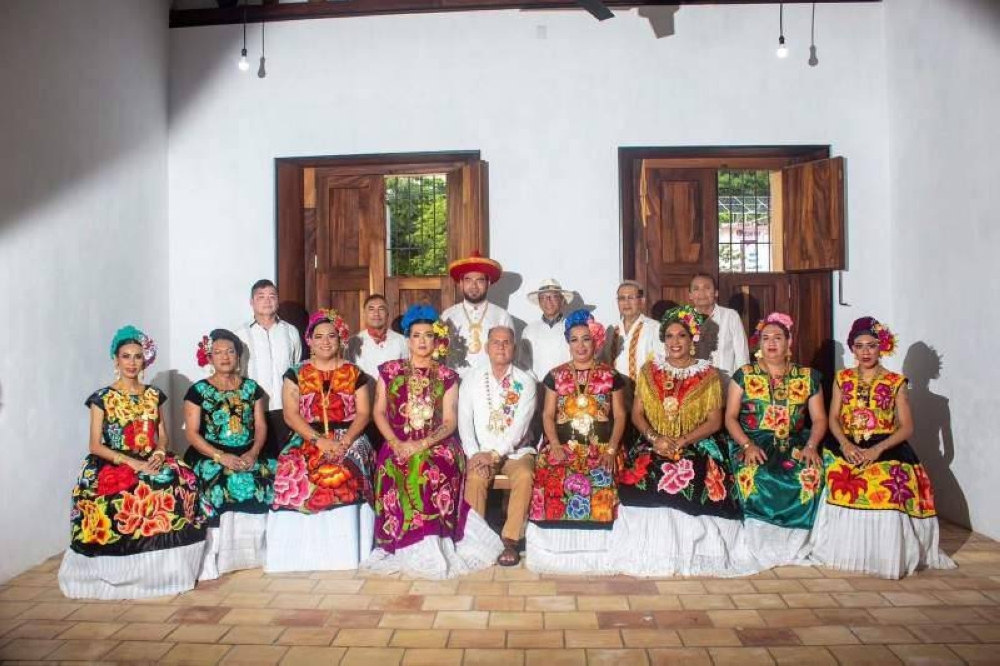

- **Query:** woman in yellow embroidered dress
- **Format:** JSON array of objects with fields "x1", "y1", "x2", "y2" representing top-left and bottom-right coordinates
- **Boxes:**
[
  {"x1": 611, "y1": 306, "x2": 755, "y2": 577},
  {"x1": 809, "y1": 317, "x2": 955, "y2": 578},
  {"x1": 266, "y1": 309, "x2": 375, "y2": 572},
  {"x1": 725, "y1": 313, "x2": 827, "y2": 570}
]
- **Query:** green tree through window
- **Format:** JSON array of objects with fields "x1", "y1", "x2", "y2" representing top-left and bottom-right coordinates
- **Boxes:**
[{"x1": 386, "y1": 175, "x2": 448, "y2": 276}]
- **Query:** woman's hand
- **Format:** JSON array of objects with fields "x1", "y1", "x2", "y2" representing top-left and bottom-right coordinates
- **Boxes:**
[
  {"x1": 218, "y1": 453, "x2": 245, "y2": 471},
  {"x1": 239, "y1": 450, "x2": 259, "y2": 469},
  {"x1": 800, "y1": 445, "x2": 823, "y2": 469},
  {"x1": 599, "y1": 448, "x2": 617, "y2": 471},
  {"x1": 841, "y1": 441, "x2": 863, "y2": 465},
  {"x1": 855, "y1": 445, "x2": 882, "y2": 468},
  {"x1": 145, "y1": 453, "x2": 165, "y2": 473},
  {"x1": 470, "y1": 452, "x2": 494, "y2": 479},
  {"x1": 547, "y1": 442, "x2": 569, "y2": 464},
  {"x1": 741, "y1": 443, "x2": 767, "y2": 466}
]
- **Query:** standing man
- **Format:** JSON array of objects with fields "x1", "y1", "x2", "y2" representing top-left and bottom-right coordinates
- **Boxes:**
[
  {"x1": 689, "y1": 273, "x2": 749, "y2": 381},
  {"x1": 236, "y1": 279, "x2": 302, "y2": 459},
  {"x1": 347, "y1": 294, "x2": 409, "y2": 379},
  {"x1": 607, "y1": 280, "x2": 660, "y2": 385},
  {"x1": 459, "y1": 326, "x2": 537, "y2": 566},
  {"x1": 519, "y1": 278, "x2": 573, "y2": 381},
  {"x1": 441, "y1": 251, "x2": 514, "y2": 378}
]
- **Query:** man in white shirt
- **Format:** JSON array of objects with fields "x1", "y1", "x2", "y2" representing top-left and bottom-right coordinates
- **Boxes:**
[
  {"x1": 459, "y1": 326, "x2": 537, "y2": 566},
  {"x1": 519, "y1": 278, "x2": 573, "y2": 381},
  {"x1": 441, "y1": 251, "x2": 514, "y2": 378},
  {"x1": 235, "y1": 279, "x2": 302, "y2": 458},
  {"x1": 607, "y1": 281, "x2": 661, "y2": 384},
  {"x1": 346, "y1": 294, "x2": 409, "y2": 379},
  {"x1": 689, "y1": 273, "x2": 750, "y2": 382}
]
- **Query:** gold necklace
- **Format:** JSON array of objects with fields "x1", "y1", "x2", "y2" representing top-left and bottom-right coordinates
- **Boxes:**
[{"x1": 462, "y1": 302, "x2": 488, "y2": 354}]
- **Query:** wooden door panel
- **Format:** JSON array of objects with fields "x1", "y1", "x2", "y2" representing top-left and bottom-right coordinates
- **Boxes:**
[
  {"x1": 660, "y1": 180, "x2": 704, "y2": 264},
  {"x1": 317, "y1": 266, "x2": 370, "y2": 333},
  {"x1": 792, "y1": 272, "x2": 835, "y2": 391},
  {"x1": 385, "y1": 276, "x2": 451, "y2": 320},
  {"x1": 783, "y1": 157, "x2": 846, "y2": 272},
  {"x1": 718, "y1": 273, "x2": 792, "y2": 337}
]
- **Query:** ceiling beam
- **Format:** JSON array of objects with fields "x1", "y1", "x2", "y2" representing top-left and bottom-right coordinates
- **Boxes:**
[{"x1": 170, "y1": 0, "x2": 878, "y2": 29}]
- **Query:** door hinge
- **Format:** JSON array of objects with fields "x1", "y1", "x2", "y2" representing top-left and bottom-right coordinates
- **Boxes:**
[{"x1": 314, "y1": 255, "x2": 318, "y2": 269}]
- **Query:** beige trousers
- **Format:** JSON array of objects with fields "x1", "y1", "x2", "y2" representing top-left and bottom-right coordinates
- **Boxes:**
[{"x1": 464, "y1": 454, "x2": 536, "y2": 543}]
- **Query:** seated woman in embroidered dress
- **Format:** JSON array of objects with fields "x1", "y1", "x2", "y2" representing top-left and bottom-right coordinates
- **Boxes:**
[
  {"x1": 808, "y1": 317, "x2": 956, "y2": 578},
  {"x1": 184, "y1": 329, "x2": 272, "y2": 580},
  {"x1": 525, "y1": 309, "x2": 626, "y2": 574},
  {"x1": 266, "y1": 309, "x2": 376, "y2": 572},
  {"x1": 725, "y1": 312, "x2": 827, "y2": 570},
  {"x1": 59, "y1": 326, "x2": 208, "y2": 599},
  {"x1": 362, "y1": 305, "x2": 502, "y2": 578},
  {"x1": 609, "y1": 306, "x2": 756, "y2": 577}
]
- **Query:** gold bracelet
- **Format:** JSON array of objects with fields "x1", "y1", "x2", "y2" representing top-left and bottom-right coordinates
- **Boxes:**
[
  {"x1": 151, "y1": 450, "x2": 166, "y2": 459},
  {"x1": 741, "y1": 441, "x2": 752, "y2": 450},
  {"x1": 113, "y1": 453, "x2": 124, "y2": 465},
  {"x1": 213, "y1": 451, "x2": 222, "y2": 463}
]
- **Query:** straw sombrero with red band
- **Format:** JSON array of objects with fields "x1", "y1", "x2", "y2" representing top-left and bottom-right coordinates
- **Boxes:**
[{"x1": 448, "y1": 250, "x2": 502, "y2": 283}]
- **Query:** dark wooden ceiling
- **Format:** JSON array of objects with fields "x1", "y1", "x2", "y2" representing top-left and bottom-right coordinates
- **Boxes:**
[{"x1": 170, "y1": 0, "x2": 879, "y2": 29}]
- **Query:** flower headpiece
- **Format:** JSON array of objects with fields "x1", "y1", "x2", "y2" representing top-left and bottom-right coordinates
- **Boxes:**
[
  {"x1": 306, "y1": 308, "x2": 350, "y2": 343},
  {"x1": 109, "y1": 325, "x2": 157, "y2": 367},
  {"x1": 659, "y1": 304, "x2": 704, "y2": 342},
  {"x1": 564, "y1": 309, "x2": 606, "y2": 351},
  {"x1": 196, "y1": 334, "x2": 212, "y2": 367},
  {"x1": 749, "y1": 312, "x2": 794, "y2": 350},
  {"x1": 196, "y1": 329, "x2": 244, "y2": 368},
  {"x1": 401, "y1": 304, "x2": 450, "y2": 360},
  {"x1": 848, "y1": 316, "x2": 898, "y2": 357}
]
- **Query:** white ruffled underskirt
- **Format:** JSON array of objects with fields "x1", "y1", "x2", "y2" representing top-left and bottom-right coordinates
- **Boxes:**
[
  {"x1": 744, "y1": 518, "x2": 812, "y2": 570},
  {"x1": 607, "y1": 506, "x2": 762, "y2": 578},
  {"x1": 525, "y1": 523, "x2": 612, "y2": 574},
  {"x1": 58, "y1": 541, "x2": 205, "y2": 600},
  {"x1": 198, "y1": 513, "x2": 267, "y2": 581},
  {"x1": 808, "y1": 501, "x2": 957, "y2": 579},
  {"x1": 361, "y1": 510, "x2": 503, "y2": 580},
  {"x1": 264, "y1": 503, "x2": 375, "y2": 573}
]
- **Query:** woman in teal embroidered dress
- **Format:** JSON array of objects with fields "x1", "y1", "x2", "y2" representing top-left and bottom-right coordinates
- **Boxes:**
[
  {"x1": 725, "y1": 312, "x2": 827, "y2": 569},
  {"x1": 184, "y1": 328, "x2": 272, "y2": 579},
  {"x1": 58, "y1": 326, "x2": 208, "y2": 600}
]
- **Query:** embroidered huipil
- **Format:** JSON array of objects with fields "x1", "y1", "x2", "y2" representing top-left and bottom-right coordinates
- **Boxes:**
[{"x1": 458, "y1": 363, "x2": 538, "y2": 460}]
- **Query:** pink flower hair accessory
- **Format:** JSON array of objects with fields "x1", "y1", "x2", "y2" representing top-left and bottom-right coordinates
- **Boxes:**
[{"x1": 749, "y1": 312, "x2": 795, "y2": 350}]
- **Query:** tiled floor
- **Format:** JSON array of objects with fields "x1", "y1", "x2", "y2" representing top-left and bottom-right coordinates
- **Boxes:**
[{"x1": 2, "y1": 522, "x2": 999, "y2": 664}]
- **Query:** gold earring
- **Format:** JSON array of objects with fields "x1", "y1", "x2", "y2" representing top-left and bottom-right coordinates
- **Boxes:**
[
  {"x1": 754, "y1": 349, "x2": 763, "y2": 360},
  {"x1": 689, "y1": 345, "x2": 696, "y2": 357},
  {"x1": 139, "y1": 369, "x2": 145, "y2": 383},
  {"x1": 785, "y1": 350, "x2": 792, "y2": 361},
  {"x1": 114, "y1": 365, "x2": 120, "y2": 381}
]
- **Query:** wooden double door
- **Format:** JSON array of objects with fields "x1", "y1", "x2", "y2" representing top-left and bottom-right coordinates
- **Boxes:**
[
  {"x1": 276, "y1": 153, "x2": 489, "y2": 334},
  {"x1": 621, "y1": 148, "x2": 846, "y2": 385}
]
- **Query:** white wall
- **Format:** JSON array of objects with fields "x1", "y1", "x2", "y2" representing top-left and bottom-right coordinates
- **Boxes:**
[
  {"x1": 168, "y1": 2, "x2": 890, "y2": 372},
  {"x1": 0, "y1": 0, "x2": 170, "y2": 582},
  {"x1": 885, "y1": 0, "x2": 1000, "y2": 538}
]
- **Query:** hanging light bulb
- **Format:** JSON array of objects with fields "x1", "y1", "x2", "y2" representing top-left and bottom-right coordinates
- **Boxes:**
[
  {"x1": 238, "y1": 4, "x2": 249, "y2": 71},
  {"x1": 257, "y1": 22, "x2": 266, "y2": 78},
  {"x1": 776, "y1": 3, "x2": 789, "y2": 59}
]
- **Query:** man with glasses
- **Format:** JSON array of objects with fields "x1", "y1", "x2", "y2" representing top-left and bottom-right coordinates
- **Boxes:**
[
  {"x1": 607, "y1": 280, "x2": 660, "y2": 385},
  {"x1": 519, "y1": 278, "x2": 573, "y2": 381}
]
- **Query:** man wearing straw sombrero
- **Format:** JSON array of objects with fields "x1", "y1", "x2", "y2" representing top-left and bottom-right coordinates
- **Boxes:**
[
  {"x1": 441, "y1": 251, "x2": 514, "y2": 378},
  {"x1": 520, "y1": 278, "x2": 574, "y2": 381}
]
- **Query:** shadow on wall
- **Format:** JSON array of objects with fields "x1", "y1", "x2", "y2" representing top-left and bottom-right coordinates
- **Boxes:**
[
  {"x1": 902, "y1": 342, "x2": 971, "y2": 539},
  {"x1": 161, "y1": 370, "x2": 196, "y2": 457}
]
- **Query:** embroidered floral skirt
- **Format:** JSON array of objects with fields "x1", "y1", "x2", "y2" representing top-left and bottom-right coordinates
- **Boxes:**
[
  {"x1": 373, "y1": 437, "x2": 468, "y2": 553},
  {"x1": 618, "y1": 436, "x2": 742, "y2": 519},
  {"x1": 184, "y1": 444, "x2": 275, "y2": 522},
  {"x1": 528, "y1": 445, "x2": 618, "y2": 528},
  {"x1": 727, "y1": 432, "x2": 825, "y2": 530},
  {"x1": 270, "y1": 423, "x2": 374, "y2": 514}
]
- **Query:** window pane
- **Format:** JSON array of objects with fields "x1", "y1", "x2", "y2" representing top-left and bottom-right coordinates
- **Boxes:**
[
  {"x1": 385, "y1": 174, "x2": 448, "y2": 276},
  {"x1": 718, "y1": 169, "x2": 772, "y2": 274}
]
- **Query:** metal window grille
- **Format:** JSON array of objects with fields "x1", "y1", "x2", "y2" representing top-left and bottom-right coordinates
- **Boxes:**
[
  {"x1": 718, "y1": 170, "x2": 772, "y2": 273},
  {"x1": 385, "y1": 175, "x2": 448, "y2": 276}
]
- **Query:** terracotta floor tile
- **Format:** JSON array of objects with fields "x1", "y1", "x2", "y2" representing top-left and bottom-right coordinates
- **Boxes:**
[
  {"x1": 563, "y1": 629, "x2": 621, "y2": 648},
  {"x1": 466, "y1": 648, "x2": 527, "y2": 665},
  {"x1": 646, "y1": 647, "x2": 712, "y2": 665},
  {"x1": 949, "y1": 644, "x2": 1000, "y2": 663},
  {"x1": 55, "y1": 621, "x2": 124, "y2": 640},
  {"x1": 709, "y1": 646, "x2": 775, "y2": 665},
  {"x1": 174, "y1": 591, "x2": 229, "y2": 607},
  {"x1": 975, "y1": 606, "x2": 1000, "y2": 623},
  {"x1": 934, "y1": 590, "x2": 996, "y2": 606},
  {"x1": 421, "y1": 595, "x2": 472, "y2": 611},
  {"x1": 219, "y1": 608, "x2": 278, "y2": 625},
  {"x1": 543, "y1": 612, "x2": 599, "y2": 629},
  {"x1": 731, "y1": 594, "x2": 788, "y2": 610},
  {"x1": 654, "y1": 582, "x2": 708, "y2": 595},
  {"x1": 850, "y1": 625, "x2": 919, "y2": 644},
  {"x1": 575, "y1": 595, "x2": 630, "y2": 611},
  {"x1": 220, "y1": 624, "x2": 284, "y2": 644},
  {"x1": 401, "y1": 647, "x2": 465, "y2": 665},
  {"x1": 458, "y1": 581, "x2": 508, "y2": 596},
  {"x1": 104, "y1": 639, "x2": 175, "y2": 661},
  {"x1": 368, "y1": 595, "x2": 426, "y2": 611},
  {"x1": 827, "y1": 644, "x2": 903, "y2": 665},
  {"x1": 167, "y1": 623, "x2": 231, "y2": 643},
  {"x1": 767, "y1": 646, "x2": 837, "y2": 665},
  {"x1": 361, "y1": 580, "x2": 413, "y2": 596},
  {"x1": 408, "y1": 580, "x2": 459, "y2": 596},
  {"x1": 388, "y1": 629, "x2": 450, "y2": 648},
  {"x1": 587, "y1": 648, "x2": 650, "y2": 665},
  {"x1": 432, "y1": 610, "x2": 489, "y2": 629},
  {"x1": 447, "y1": 629, "x2": 506, "y2": 648},
  {"x1": 812, "y1": 608, "x2": 875, "y2": 625},
  {"x1": 476, "y1": 596, "x2": 526, "y2": 611},
  {"x1": 160, "y1": 641, "x2": 232, "y2": 664},
  {"x1": 679, "y1": 594, "x2": 735, "y2": 611},
  {"x1": 793, "y1": 626, "x2": 860, "y2": 646},
  {"x1": 45, "y1": 638, "x2": 119, "y2": 660},
  {"x1": 752, "y1": 580, "x2": 808, "y2": 594},
  {"x1": 493, "y1": 568, "x2": 540, "y2": 582},
  {"x1": 780, "y1": 593, "x2": 839, "y2": 609},
  {"x1": 906, "y1": 623, "x2": 979, "y2": 644},
  {"x1": 378, "y1": 612, "x2": 436, "y2": 629},
  {"x1": 524, "y1": 647, "x2": 587, "y2": 666},
  {"x1": 332, "y1": 628, "x2": 394, "y2": 647},
  {"x1": 16, "y1": 603, "x2": 82, "y2": 621},
  {"x1": 0, "y1": 602, "x2": 37, "y2": 619},
  {"x1": 758, "y1": 609, "x2": 821, "y2": 628},
  {"x1": 704, "y1": 580, "x2": 757, "y2": 595},
  {"x1": 278, "y1": 645, "x2": 348, "y2": 665},
  {"x1": 888, "y1": 643, "x2": 963, "y2": 665},
  {"x1": 171, "y1": 605, "x2": 233, "y2": 624},
  {"x1": 118, "y1": 604, "x2": 179, "y2": 623},
  {"x1": 273, "y1": 609, "x2": 330, "y2": 626},
  {"x1": 525, "y1": 596, "x2": 576, "y2": 612},
  {"x1": 945, "y1": 577, "x2": 1000, "y2": 590},
  {"x1": 800, "y1": 579, "x2": 856, "y2": 593},
  {"x1": 677, "y1": 627, "x2": 741, "y2": 647},
  {"x1": 966, "y1": 624, "x2": 1000, "y2": 642},
  {"x1": 923, "y1": 606, "x2": 992, "y2": 624},
  {"x1": 868, "y1": 608, "x2": 933, "y2": 625},
  {"x1": 2, "y1": 620, "x2": 74, "y2": 639},
  {"x1": 773, "y1": 567, "x2": 825, "y2": 579},
  {"x1": 276, "y1": 627, "x2": 338, "y2": 646},
  {"x1": 220, "y1": 644, "x2": 288, "y2": 664},
  {"x1": 619, "y1": 628, "x2": 681, "y2": 648},
  {"x1": 318, "y1": 594, "x2": 373, "y2": 610},
  {"x1": 652, "y1": 610, "x2": 712, "y2": 629},
  {"x1": 265, "y1": 579, "x2": 317, "y2": 594},
  {"x1": 222, "y1": 592, "x2": 276, "y2": 608},
  {"x1": 882, "y1": 592, "x2": 943, "y2": 607},
  {"x1": 507, "y1": 630, "x2": 565, "y2": 648},
  {"x1": 63, "y1": 604, "x2": 128, "y2": 621},
  {"x1": 595, "y1": 611, "x2": 657, "y2": 629},
  {"x1": 512, "y1": 582, "x2": 558, "y2": 596},
  {"x1": 312, "y1": 579, "x2": 365, "y2": 594},
  {"x1": 325, "y1": 610, "x2": 384, "y2": 628},
  {"x1": 848, "y1": 578, "x2": 906, "y2": 592},
  {"x1": 490, "y1": 611, "x2": 544, "y2": 629},
  {"x1": 0, "y1": 587, "x2": 47, "y2": 602},
  {"x1": 628, "y1": 595, "x2": 682, "y2": 611},
  {"x1": 736, "y1": 627, "x2": 801, "y2": 646},
  {"x1": 108, "y1": 620, "x2": 180, "y2": 642},
  {"x1": 0, "y1": 638, "x2": 63, "y2": 660}
]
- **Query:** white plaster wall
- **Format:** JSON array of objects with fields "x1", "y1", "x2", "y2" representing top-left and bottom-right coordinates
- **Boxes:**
[
  {"x1": 168, "y1": 3, "x2": 890, "y2": 378},
  {"x1": 884, "y1": 0, "x2": 1000, "y2": 538},
  {"x1": 0, "y1": 0, "x2": 170, "y2": 582}
]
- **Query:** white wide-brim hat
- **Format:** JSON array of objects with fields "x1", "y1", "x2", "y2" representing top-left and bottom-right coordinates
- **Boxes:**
[{"x1": 527, "y1": 278, "x2": 574, "y2": 306}]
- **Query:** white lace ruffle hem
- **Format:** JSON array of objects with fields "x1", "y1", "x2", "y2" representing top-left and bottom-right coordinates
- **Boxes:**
[
  {"x1": 58, "y1": 541, "x2": 205, "y2": 600},
  {"x1": 264, "y1": 503, "x2": 375, "y2": 573},
  {"x1": 197, "y1": 512, "x2": 267, "y2": 581}
]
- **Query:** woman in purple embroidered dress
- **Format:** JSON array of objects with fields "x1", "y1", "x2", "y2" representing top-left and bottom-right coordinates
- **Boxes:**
[{"x1": 362, "y1": 305, "x2": 501, "y2": 578}]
